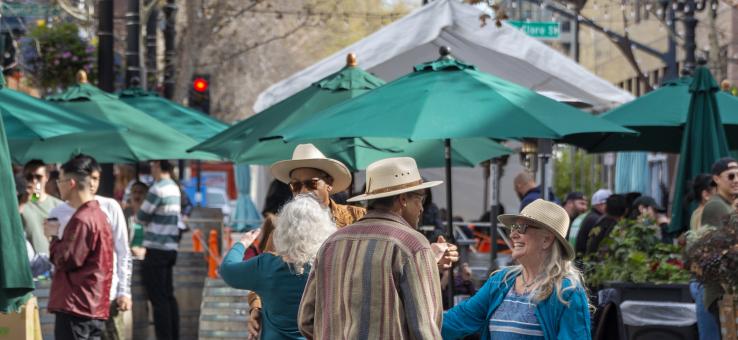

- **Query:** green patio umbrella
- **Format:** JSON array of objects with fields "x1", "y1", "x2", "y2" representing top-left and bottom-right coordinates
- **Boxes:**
[
  {"x1": 271, "y1": 49, "x2": 634, "y2": 248},
  {"x1": 567, "y1": 76, "x2": 738, "y2": 153},
  {"x1": 0, "y1": 74, "x2": 123, "y2": 163},
  {"x1": 118, "y1": 88, "x2": 228, "y2": 142},
  {"x1": 669, "y1": 66, "x2": 730, "y2": 234},
  {"x1": 190, "y1": 54, "x2": 512, "y2": 169},
  {"x1": 0, "y1": 113, "x2": 34, "y2": 313},
  {"x1": 274, "y1": 53, "x2": 634, "y2": 142},
  {"x1": 32, "y1": 72, "x2": 220, "y2": 163}
]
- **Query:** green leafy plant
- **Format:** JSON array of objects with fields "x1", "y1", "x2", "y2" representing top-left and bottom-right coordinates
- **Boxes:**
[
  {"x1": 584, "y1": 219, "x2": 690, "y2": 288},
  {"x1": 26, "y1": 22, "x2": 96, "y2": 90}
]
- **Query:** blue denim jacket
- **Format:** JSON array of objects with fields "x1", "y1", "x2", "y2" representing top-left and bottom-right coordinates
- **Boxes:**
[{"x1": 442, "y1": 268, "x2": 592, "y2": 340}]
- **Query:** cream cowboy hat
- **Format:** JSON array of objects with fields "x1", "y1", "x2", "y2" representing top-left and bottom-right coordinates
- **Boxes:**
[
  {"x1": 347, "y1": 157, "x2": 442, "y2": 202},
  {"x1": 498, "y1": 199, "x2": 575, "y2": 260},
  {"x1": 270, "y1": 144, "x2": 352, "y2": 193}
]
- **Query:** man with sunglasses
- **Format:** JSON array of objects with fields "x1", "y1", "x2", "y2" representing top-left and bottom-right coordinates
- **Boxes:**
[
  {"x1": 20, "y1": 159, "x2": 63, "y2": 256},
  {"x1": 700, "y1": 157, "x2": 738, "y2": 331}
]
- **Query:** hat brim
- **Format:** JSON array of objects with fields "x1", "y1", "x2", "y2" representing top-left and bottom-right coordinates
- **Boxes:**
[
  {"x1": 498, "y1": 214, "x2": 575, "y2": 261},
  {"x1": 347, "y1": 180, "x2": 443, "y2": 202},
  {"x1": 271, "y1": 158, "x2": 352, "y2": 193}
]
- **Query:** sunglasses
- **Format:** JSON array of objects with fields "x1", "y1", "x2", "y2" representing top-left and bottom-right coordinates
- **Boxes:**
[
  {"x1": 725, "y1": 172, "x2": 738, "y2": 181},
  {"x1": 25, "y1": 173, "x2": 44, "y2": 181},
  {"x1": 289, "y1": 178, "x2": 324, "y2": 193},
  {"x1": 503, "y1": 223, "x2": 539, "y2": 235}
]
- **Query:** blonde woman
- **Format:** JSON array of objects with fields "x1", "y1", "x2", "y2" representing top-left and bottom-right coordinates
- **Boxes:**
[
  {"x1": 220, "y1": 194, "x2": 336, "y2": 340},
  {"x1": 442, "y1": 199, "x2": 591, "y2": 340}
]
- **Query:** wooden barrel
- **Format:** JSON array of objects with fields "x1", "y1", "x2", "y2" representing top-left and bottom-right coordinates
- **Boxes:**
[
  {"x1": 198, "y1": 278, "x2": 251, "y2": 340},
  {"x1": 174, "y1": 252, "x2": 208, "y2": 340},
  {"x1": 33, "y1": 279, "x2": 54, "y2": 340},
  {"x1": 131, "y1": 259, "x2": 154, "y2": 340},
  {"x1": 131, "y1": 251, "x2": 207, "y2": 340}
]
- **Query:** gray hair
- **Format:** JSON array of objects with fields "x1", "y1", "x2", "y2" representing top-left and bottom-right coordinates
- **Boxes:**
[{"x1": 273, "y1": 194, "x2": 336, "y2": 275}]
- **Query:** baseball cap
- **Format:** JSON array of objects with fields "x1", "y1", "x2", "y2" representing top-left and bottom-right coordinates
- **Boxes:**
[
  {"x1": 633, "y1": 195, "x2": 666, "y2": 213},
  {"x1": 711, "y1": 157, "x2": 738, "y2": 176},
  {"x1": 564, "y1": 191, "x2": 585, "y2": 203},
  {"x1": 591, "y1": 189, "x2": 612, "y2": 205}
]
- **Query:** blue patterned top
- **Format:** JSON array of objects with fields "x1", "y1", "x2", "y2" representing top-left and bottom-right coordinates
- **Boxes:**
[{"x1": 489, "y1": 288, "x2": 545, "y2": 339}]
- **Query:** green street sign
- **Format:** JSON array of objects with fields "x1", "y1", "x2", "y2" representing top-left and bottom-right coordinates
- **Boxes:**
[{"x1": 507, "y1": 21, "x2": 561, "y2": 40}]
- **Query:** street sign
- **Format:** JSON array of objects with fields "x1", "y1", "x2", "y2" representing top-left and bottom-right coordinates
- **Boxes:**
[
  {"x1": 507, "y1": 21, "x2": 561, "y2": 40},
  {"x1": 1, "y1": 3, "x2": 61, "y2": 18}
]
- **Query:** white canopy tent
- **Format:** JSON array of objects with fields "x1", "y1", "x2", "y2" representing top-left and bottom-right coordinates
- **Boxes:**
[
  {"x1": 251, "y1": 0, "x2": 635, "y2": 218},
  {"x1": 254, "y1": 0, "x2": 634, "y2": 112}
]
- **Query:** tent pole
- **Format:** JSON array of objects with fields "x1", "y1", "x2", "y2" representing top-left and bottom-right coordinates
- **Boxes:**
[{"x1": 444, "y1": 138, "x2": 455, "y2": 307}]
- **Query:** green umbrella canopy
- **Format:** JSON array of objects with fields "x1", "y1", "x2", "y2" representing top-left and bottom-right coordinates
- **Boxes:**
[
  {"x1": 118, "y1": 88, "x2": 228, "y2": 142},
  {"x1": 568, "y1": 76, "x2": 738, "y2": 153},
  {"x1": 191, "y1": 54, "x2": 511, "y2": 168},
  {"x1": 35, "y1": 72, "x2": 220, "y2": 163},
  {"x1": 272, "y1": 55, "x2": 634, "y2": 142},
  {"x1": 669, "y1": 66, "x2": 730, "y2": 234},
  {"x1": 0, "y1": 114, "x2": 34, "y2": 313},
  {"x1": 0, "y1": 73, "x2": 120, "y2": 141}
]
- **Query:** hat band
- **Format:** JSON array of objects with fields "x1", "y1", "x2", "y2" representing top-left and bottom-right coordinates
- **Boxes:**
[{"x1": 367, "y1": 179, "x2": 424, "y2": 195}]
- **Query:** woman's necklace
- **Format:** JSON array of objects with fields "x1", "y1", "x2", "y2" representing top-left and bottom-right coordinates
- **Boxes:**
[{"x1": 520, "y1": 273, "x2": 538, "y2": 290}]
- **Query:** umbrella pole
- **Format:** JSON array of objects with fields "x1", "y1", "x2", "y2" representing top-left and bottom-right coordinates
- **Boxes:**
[
  {"x1": 443, "y1": 138, "x2": 456, "y2": 308},
  {"x1": 490, "y1": 159, "x2": 500, "y2": 273}
]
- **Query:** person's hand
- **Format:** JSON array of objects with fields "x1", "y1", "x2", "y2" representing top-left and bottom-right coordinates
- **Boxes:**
[
  {"x1": 43, "y1": 219, "x2": 60, "y2": 238},
  {"x1": 247, "y1": 307, "x2": 261, "y2": 340},
  {"x1": 460, "y1": 262, "x2": 472, "y2": 281},
  {"x1": 116, "y1": 296, "x2": 132, "y2": 311},
  {"x1": 238, "y1": 229, "x2": 261, "y2": 248},
  {"x1": 432, "y1": 236, "x2": 459, "y2": 270}
]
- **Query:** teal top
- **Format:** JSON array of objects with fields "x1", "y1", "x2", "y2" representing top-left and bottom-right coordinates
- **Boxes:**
[
  {"x1": 219, "y1": 243, "x2": 308, "y2": 340},
  {"x1": 442, "y1": 268, "x2": 591, "y2": 340}
]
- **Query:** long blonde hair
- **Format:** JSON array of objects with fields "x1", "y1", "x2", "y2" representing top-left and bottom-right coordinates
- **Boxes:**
[{"x1": 502, "y1": 238, "x2": 586, "y2": 306}]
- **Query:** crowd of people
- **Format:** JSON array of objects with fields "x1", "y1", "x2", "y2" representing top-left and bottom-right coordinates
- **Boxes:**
[
  {"x1": 13, "y1": 155, "x2": 188, "y2": 340},
  {"x1": 14, "y1": 143, "x2": 736, "y2": 340}
]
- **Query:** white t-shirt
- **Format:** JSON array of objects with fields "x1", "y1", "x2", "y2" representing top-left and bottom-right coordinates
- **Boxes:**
[{"x1": 49, "y1": 195, "x2": 132, "y2": 300}]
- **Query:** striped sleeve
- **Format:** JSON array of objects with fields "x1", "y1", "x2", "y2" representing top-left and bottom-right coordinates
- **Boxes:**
[
  {"x1": 298, "y1": 266, "x2": 317, "y2": 339},
  {"x1": 400, "y1": 247, "x2": 443, "y2": 340},
  {"x1": 136, "y1": 188, "x2": 161, "y2": 225}
]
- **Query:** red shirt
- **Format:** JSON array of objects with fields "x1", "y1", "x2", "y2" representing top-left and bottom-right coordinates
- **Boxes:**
[{"x1": 48, "y1": 200, "x2": 114, "y2": 319}]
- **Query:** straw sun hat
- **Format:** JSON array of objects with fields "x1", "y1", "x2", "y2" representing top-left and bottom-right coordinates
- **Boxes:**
[
  {"x1": 348, "y1": 157, "x2": 442, "y2": 202},
  {"x1": 270, "y1": 144, "x2": 352, "y2": 193},
  {"x1": 498, "y1": 199, "x2": 575, "y2": 260}
]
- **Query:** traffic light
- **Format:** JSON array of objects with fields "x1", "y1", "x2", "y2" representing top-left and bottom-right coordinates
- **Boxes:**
[{"x1": 189, "y1": 74, "x2": 210, "y2": 114}]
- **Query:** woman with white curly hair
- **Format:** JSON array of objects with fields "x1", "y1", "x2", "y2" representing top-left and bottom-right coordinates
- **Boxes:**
[
  {"x1": 442, "y1": 199, "x2": 592, "y2": 340},
  {"x1": 220, "y1": 194, "x2": 336, "y2": 340}
]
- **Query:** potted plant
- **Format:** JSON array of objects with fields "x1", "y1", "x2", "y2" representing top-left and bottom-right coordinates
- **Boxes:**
[
  {"x1": 585, "y1": 219, "x2": 691, "y2": 301},
  {"x1": 684, "y1": 216, "x2": 738, "y2": 339}
]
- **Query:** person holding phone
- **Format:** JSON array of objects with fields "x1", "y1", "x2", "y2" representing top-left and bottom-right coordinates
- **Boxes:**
[{"x1": 220, "y1": 194, "x2": 336, "y2": 340}]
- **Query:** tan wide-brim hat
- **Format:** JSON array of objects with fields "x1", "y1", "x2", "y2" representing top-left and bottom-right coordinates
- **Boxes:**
[
  {"x1": 348, "y1": 157, "x2": 442, "y2": 202},
  {"x1": 498, "y1": 199, "x2": 575, "y2": 260},
  {"x1": 270, "y1": 144, "x2": 352, "y2": 193}
]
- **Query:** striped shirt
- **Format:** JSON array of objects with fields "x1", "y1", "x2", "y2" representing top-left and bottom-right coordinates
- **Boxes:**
[
  {"x1": 298, "y1": 211, "x2": 442, "y2": 340},
  {"x1": 489, "y1": 289, "x2": 544, "y2": 339},
  {"x1": 136, "y1": 178, "x2": 180, "y2": 251}
]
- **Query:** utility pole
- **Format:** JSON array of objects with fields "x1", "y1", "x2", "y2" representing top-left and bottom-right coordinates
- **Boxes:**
[
  {"x1": 98, "y1": 0, "x2": 115, "y2": 197},
  {"x1": 125, "y1": 0, "x2": 141, "y2": 87},
  {"x1": 163, "y1": 0, "x2": 177, "y2": 99}
]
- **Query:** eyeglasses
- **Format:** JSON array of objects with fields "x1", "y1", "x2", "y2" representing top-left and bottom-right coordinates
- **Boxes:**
[
  {"x1": 503, "y1": 223, "x2": 539, "y2": 235},
  {"x1": 407, "y1": 192, "x2": 427, "y2": 205},
  {"x1": 289, "y1": 178, "x2": 324, "y2": 193},
  {"x1": 25, "y1": 173, "x2": 44, "y2": 181},
  {"x1": 725, "y1": 172, "x2": 738, "y2": 181},
  {"x1": 55, "y1": 178, "x2": 71, "y2": 185}
]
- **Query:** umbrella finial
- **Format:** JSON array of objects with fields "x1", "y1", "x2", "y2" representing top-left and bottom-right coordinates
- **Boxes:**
[
  {"x1": 439, "y1": 46, "x2": 452, "y2": 59},
  {"x1": 76, "y1": 70, "x2": 88, "y2": 84},
  {"x1": 697, "y1": 58, "x2": 708, "y2": 66},
  {"x1": 346, "y1": 53, "x2": 358, "y2": 67}
]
